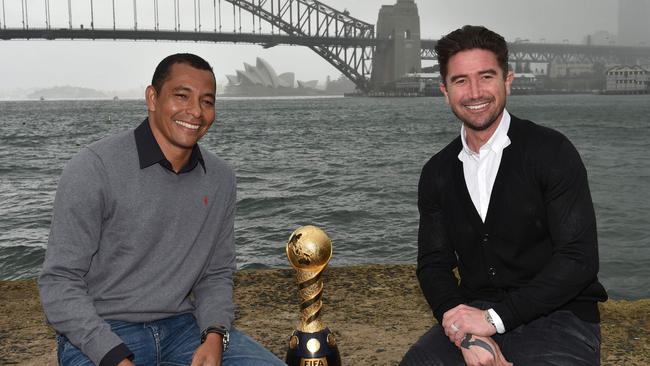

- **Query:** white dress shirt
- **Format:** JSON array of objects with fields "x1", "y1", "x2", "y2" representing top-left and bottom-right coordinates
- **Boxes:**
[
  {"x1": 457, "y1": 109, "x2": 511, "y2": 334},
  {"x1": 458, "y1": 110, "x2": 511, "y2": 222}
]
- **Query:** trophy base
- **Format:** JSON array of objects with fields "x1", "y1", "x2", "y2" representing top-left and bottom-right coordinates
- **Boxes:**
[{"x1": 285, "y1": 328, "x2": 341, "y2": 366}]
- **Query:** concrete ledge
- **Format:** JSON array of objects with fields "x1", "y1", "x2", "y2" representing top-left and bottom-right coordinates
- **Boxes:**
[{"x1": 1, "y1": 265, "x2": 648, "y2": 365}]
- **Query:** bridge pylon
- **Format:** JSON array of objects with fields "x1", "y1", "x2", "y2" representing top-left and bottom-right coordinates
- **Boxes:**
[{"x1": 371, "y1": 0, "x2": 421, "y2": 90}]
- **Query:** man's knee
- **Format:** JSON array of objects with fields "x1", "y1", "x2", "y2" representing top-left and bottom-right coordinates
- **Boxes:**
[
  {"x1": 222, "y1": 329, "x2": 285, "y2": 366},
  {"x1": 501, "y1": 311, "x2": 601, "y2": 365},
  {"x1": 400, "y1": 325, "x2": 463, "y2": 366}
]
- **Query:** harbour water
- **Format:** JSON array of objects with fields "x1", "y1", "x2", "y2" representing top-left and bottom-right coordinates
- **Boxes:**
[{"x1": 1, "y1": 94, "x2": 648, "y2": 300}]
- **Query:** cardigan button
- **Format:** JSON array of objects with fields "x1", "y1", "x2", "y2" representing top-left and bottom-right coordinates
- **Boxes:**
[{"x1": 488, "y1": 267, "x2": 497, "y2": 276}]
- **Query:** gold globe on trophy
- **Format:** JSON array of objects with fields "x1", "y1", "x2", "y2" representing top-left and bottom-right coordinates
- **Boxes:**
[{"x1": 285, "y1": 225, "x2": 341, "y2": 366}]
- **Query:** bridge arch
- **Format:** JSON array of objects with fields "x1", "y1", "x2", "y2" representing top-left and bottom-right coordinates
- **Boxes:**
[
  {"x1": 0, "y1": 0, "x2": 375, "y2": 91},
  {"x1": 3, "y1": 1, "x2": 650, "y2": 91}
]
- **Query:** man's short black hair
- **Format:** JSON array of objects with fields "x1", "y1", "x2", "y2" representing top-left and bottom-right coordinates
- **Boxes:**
[
  {"x1": 151, "y1": 53, "x2": 214, "y2": 93},
  {"x1": 435, "y1": 25, "x2": 509, "y2": 84}
]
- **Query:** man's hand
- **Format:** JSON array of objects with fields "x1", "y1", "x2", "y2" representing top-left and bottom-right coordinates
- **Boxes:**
[
  {"x1": 117, "y1": 359, "x2": 135, "y2": 366},
  {"x1": 190, "y1": 333, "x2": 223, "y2": 366},
  {"x1": 460, "y1": 334, "x2": 512, "y2": 366},
  {"x1": 442, "y1": 304, "x2": 496, "y2": 344}
]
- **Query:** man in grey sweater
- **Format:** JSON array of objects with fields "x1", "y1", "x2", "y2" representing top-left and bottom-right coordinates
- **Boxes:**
[{"x1": 39, "y1": 53, "x2": 285, "y2": 366}]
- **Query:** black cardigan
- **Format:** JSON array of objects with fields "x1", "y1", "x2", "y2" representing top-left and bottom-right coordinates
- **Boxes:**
[{"x1": 416, "y1": 115, "x2": 608, "y2": 332}]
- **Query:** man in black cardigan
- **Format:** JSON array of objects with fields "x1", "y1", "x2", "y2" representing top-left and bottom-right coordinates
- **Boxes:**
[{"x1": 400, "y1": 26, "x2": 608, "y2": 366}]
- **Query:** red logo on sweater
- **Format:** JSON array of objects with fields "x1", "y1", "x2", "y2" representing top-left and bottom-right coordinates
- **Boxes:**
[{"x1": 203, "y1": 196, "x2": 208, "y2": 206}]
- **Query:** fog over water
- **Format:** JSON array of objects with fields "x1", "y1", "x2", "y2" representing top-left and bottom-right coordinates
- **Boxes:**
[{"x1": 0, "y1": 0, "x2": 636, "y2": 94}]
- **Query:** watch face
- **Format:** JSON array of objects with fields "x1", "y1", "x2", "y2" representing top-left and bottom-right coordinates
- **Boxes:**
[
  {"x1": 486, "y1": 312, "x2": 494, "y2": 324},
  {"x1": 201, "y1": 326, "x2": 229, "y2": 346},
  {"x1": 222, "y1": 330, "x2": 230, "y2": 351}
]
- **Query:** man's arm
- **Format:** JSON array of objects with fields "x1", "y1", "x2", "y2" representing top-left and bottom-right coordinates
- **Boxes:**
[
  {"x1": 491, "y1": 133, "x2": 603, "y2": 330},
  {"x1": 191, "y1": 172, "x2": 237, "y2": 364},
  {"x1": 191, "y1": 333, "x2": 224, "y2": 366},
  {"x1": 416, "y1": 161, "x2": 466, "y2": 322},
  {"x1": 459, "y1": 334, "x2": 513, "y2": 366},
  {"x1": 38, "y1": 148, "x2": 131, "y2": 366}
]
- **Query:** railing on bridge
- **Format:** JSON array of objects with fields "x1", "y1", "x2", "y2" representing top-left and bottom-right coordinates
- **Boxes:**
[{"x1": 3, "y1": 0, "x2": 650, "y2": 89}]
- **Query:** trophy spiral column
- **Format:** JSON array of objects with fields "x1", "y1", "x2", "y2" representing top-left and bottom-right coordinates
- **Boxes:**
[{"x1": 285, "y1": 225, "x2": 341, "y2": 366}]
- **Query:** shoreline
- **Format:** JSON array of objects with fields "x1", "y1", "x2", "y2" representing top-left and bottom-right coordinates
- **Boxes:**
[
  {"x1": 1, "y1": 264, "x2": 648, "y2": 365},
  {"x1": 3, "y1": 92, "x2": 650, "y2": 102}
]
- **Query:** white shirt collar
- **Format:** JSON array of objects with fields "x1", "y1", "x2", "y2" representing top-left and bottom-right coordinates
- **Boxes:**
[{"x1": 459, "y1": 109, "x2": 511, "y2": 159}]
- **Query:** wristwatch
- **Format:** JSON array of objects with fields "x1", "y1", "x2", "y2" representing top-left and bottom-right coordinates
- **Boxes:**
[
  {"x1": 485, "y1": 310, "x2": 497, "y2": 330},
  {"x1": 485, "y1": 309, "x2": 505, "y2": 334},
  {"x1": 201, "y1": 325, "x2": 230, "y2": 352}
]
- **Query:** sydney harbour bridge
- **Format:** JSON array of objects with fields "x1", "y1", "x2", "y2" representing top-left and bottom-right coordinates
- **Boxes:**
[{"x1": 2, "y1": 0, "x2": 650, "y2": 92}]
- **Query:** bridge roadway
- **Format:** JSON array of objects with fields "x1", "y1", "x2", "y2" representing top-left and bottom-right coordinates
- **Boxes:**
[
  {"x1": 421, "y1": 39, "x2": 650, "y2": 63},
  {"x1": 0, "y1": 28, "x2": 377, "y2": 47},
  {"x1": 4, "y1": 28, "x2": 650, "y2": 64}
]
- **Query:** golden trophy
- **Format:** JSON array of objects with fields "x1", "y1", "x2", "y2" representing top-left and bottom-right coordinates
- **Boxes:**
[{"x1": 285, "y1": 225, "x2": 341, "y2": 366}]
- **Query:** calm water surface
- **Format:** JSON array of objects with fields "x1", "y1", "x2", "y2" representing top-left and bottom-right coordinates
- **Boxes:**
[{"x1": 1, "y1": 94, "x2": 648, "y2": 299}]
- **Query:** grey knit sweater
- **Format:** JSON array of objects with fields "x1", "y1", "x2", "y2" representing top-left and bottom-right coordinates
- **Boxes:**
[{"x1": 39, "y1": 128, "x2": 236, "y2": 365}]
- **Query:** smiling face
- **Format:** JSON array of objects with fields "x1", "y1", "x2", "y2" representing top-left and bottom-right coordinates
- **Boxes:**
[
  {"x1": 146, "y1": 62, "x2": 216, "y2": 162},
  {"x1": 440, "y1": 48, "x2": 513, "y2": 132}
]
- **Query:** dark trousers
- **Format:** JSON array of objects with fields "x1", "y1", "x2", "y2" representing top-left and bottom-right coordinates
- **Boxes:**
[{"x1": 401, "y1": 310, "x2": 600, "y2": 366}]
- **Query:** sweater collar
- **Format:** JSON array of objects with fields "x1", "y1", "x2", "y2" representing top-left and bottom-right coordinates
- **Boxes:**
[{"x1": 134, "y1": 118, "x2": 205, "y2": 174}]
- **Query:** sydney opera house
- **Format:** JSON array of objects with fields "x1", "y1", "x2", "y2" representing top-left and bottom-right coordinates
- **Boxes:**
[{"x1": 224, "y1": 57, "x2": 326, "y2": 96}]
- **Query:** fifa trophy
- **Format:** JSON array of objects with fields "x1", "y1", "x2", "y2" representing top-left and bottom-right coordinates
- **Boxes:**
[{"x1": 285, "y1": 225, "x2": 341, "y2": 366}]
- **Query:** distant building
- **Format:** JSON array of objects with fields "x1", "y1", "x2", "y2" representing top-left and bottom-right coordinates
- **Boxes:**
[
  {"x1": 605, "y1": 65, "x2": 649, "y2": 93},
  {"x1": 226, "y1": 57, "x2": 294, "y2": 89},
  {"x1": 224, "y1": 57, "x2": 325, "y2": 96},
  {"x1": 509, "y1": 62, "x2": 547, "y2": 76},
  {"x1": 549, "y1": 62, "x2": 594, "y2": 78},
  {"x1": 618, "y1": 0, "x2": 650, "y2": 46},
  {"x1": 392, "y1": 72, "x2": 540, "y2": 96},
  {"x1": 584, "y1": 30, "x2": 617, "y2": 46},
  {"x1": 394, "y1": 72, "x2": 440, "y2": 96},
  {"x1": 325, "y1": 75, "x2": 356, "y2": 94},
  {"x1": 511, "y1": 73, "x2": 542, "y2": 93},
  {"x1": 297, "y1": 80, "x2": 318, "y2": 89},
  {"x1": 530, "y1": 63, "x2": 548, "y2": 76}
]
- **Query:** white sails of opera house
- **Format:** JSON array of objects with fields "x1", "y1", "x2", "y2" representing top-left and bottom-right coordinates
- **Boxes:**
[{"x1": 224, "y1": 57, "x2": 324, "y2": 96}]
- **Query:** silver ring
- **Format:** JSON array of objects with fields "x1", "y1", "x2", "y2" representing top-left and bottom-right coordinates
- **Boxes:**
[{"x1": 451, "y1": 323, "x2": 459, "y2": 332}]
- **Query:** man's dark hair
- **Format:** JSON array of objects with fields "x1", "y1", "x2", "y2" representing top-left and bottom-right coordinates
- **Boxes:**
[
  {"x1": 151, "y1": 53, "x2": 214, "y2": 93},
  {"x1": 435, "y1": 25, "x2": 509, "y2": 84}
]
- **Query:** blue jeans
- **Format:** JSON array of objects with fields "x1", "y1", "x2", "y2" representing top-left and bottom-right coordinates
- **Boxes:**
[
  {"x1": 400, "y1": 309, "x2": 601, "y2": 366},
  {"x1": 57, "y1": 313, "x2": 286, "y2": 366}
]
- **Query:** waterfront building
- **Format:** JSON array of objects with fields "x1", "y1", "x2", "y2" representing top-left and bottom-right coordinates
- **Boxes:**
[
  {"x1": 392, "y1": 72, "x2": 540, "y2": 96},
  {"x1": 224, "y1": 57, "x2": 327, "y2": 96},
  {"x1": 325, "y1": 75, "x2": 357, "y2": 94},
  {"x1": 394, "y1": 73, "x2": 440, "y2": 96},
  {"x1": 605, "y1": 65, "x2": 650, "y2": 93},
  {"x1": 511, "y1": 73, "x2": 542, "y2": 94},
  {"x1": 297, "y1": 80, "x2": 318, "y2": 89}
]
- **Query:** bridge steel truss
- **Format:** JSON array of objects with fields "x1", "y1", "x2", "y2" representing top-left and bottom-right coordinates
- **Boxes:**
[
  {"x1": 508, "y1": 43, "x2": 650, "y2": 66},
  {"x1": 420, "y1": 40, "x2": 650, "y2": 67},
  {"x1": 225, "y1": 0, "x2": 375, "y2": 91},
  {"x1": 0, "y1": 0, "x2": 375, "y2": 91},
  {"x1": 5, "y1": 0, "x2": 650, "y2": 88}
]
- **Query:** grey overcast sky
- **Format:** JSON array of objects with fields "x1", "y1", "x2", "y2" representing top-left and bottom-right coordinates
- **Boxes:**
[{"x1": 0, "y1": 0, "x2": 619, "y2": 92}]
